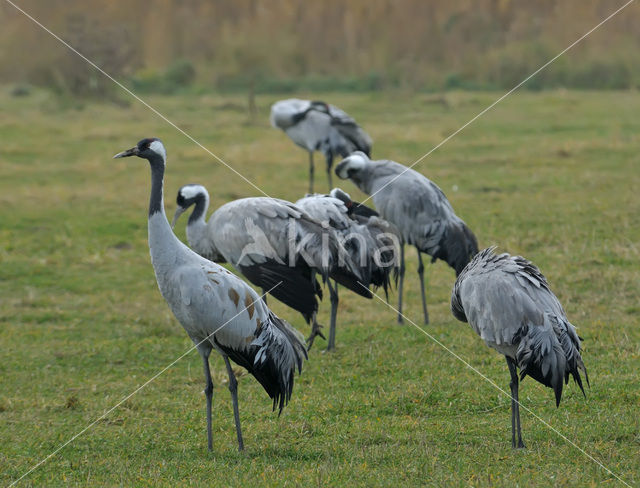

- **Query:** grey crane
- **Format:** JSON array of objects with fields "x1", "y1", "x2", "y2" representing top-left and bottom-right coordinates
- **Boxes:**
[
  {"x1": 270, "y1": 98, "x2": 372, "y2": 194},
  {"x1": 113, "y1": 138, "x2": 307, "y2": 452},
  {"x1": 335, "y1": 151, "x2": 478, "y2": 325},
  {"x1": 170, "y1": 184, "x2": 369, "y2": 349},
  {"x1": 451, "y1": 247, "x2": 588, "y2": 448},
  {"x1": 329, "y1": 187, "x2": 401, "y2": 297},
  {"x1": 295, "y1": 189, "x2": 399, "y2": 350}
]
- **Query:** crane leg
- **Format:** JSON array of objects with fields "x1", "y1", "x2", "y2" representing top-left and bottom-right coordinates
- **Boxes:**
[
  {"x1": 306, "y1": 311, "x2": 325, "y2": 349},
  {"x1": 506, "y1": 357, "x2": 526, "y2": 449},
  {"x1": 198, "y1": 345, "x2": 214, "y2": 451},
  {"x1": 327, "y1": 280, "x2": 339, "y2": 351},
  {"x1": 223, "y1": 355, "x2": 245, "y2": 452},
  {"x1": 416, "y1": 249, "x2": 429, "y2": 325},
  {"x1": 306, "y1": 271, "x2": 325, "y2": 348},
  {"x1": 397, "y1": 244, "x2": 405, "y2": 324},
  {"x1": 325, "y1": 154, "x2": 334, "y2": 192},
  {"x1": 261, "y1": 288, "x2": 268, "y2": 305},
  {"x1": 308, "y1": 152, "x2": 315, "y2": 194}
]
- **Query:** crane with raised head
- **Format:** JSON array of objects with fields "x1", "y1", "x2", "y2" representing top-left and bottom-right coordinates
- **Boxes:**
[{"x1": 113, "y1": 138, "x2": 307, "y2": 452}]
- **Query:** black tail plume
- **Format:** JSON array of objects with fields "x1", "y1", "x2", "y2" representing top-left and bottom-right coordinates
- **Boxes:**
[
  {"x1": 215, "y1": 313, "x2": 307, "y2": 414},
  {"x1": 516, "y1": 313, "x2": 588, "y2": 407}
]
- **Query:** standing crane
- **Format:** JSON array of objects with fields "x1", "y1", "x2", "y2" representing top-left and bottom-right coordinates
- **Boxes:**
[
  {"x1": 113, "y1": 138, "x2": 307, "y2": 451},
  {"x1": 295, "y1": 189, "x2": 399, "y2": 350},
  {"x1": 335, "y1": 151, "x2": 478, "y2": 324},
  {"x1": 451, "y1": 247, "x2": 588, "y2": 448},
  {"x1": 270, "y1": 98, "x2": 372, "y2": 194},
  {"x1": 171, "y1": 184, "x2": 369, "y2": 348}
]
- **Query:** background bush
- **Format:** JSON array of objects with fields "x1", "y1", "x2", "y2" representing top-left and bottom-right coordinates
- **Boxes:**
[{"x1": 1, "y1": 0, "x2": 639, "y2": 95}]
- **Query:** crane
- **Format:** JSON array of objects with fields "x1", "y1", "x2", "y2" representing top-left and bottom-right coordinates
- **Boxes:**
[
  {"x1": 270, "y1": 98, "x2": 372, "y2": 194},
  {"x1": 335, "y1": 151, "x2": 478, "y2": 324},
  {"x1": 113, "y1": 138, "x2": 307, "y2": 451},
  {"x1": 295, "y1": 189, "x2": 399, "y2": 349},
  {"x1": 451, "y1": 247, "x2": 588, "y2": 448}
]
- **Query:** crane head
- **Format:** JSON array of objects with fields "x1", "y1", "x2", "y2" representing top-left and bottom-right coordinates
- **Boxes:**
[
  {"x1": 330, "y1": 186, "x2": 379, "y2": 218},
  {"x1": 309, "y1": 100, "x2": 331, "y2": 115},
  {"x1": 335, "y1": 151, "x2": 368, "y2": 180},
  {"x1": 113, "y1": 138, "x2": 166, "y2": 162},
  {"x1": 171, "y1": 184, "x2": 209, "y2": 228},
  {"x1": 329, "y1": 188, "x2": 352, "y2": 207}
]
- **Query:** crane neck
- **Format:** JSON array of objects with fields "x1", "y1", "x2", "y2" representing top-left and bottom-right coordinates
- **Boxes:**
[
  {"x1": 188, "y1": 192, "x2": 209, "y2": 226},
  {"x1": 184, "y1": 192, "x2": 210, "y2": 255},
  {"x1": 292, "y1": 108, "x2": 311, "y2": 124},
  {"x1": 148, "y1": 154, "x2": 166, "y2": 218},
  {"x1": 293, "y1": 105, "x2": 322, "y2": 124},
  {"x1": 184, "y1": 194, "x2": 224, "y2": 261},
  {"x1": 145, "y1": 154, "x2": 195, "y2": 291},
  {"x1": 146, "y1": 153, "x2": 192, "y2": 275}
]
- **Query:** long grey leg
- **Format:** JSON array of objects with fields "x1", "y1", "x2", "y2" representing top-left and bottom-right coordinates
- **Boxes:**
[
  {"x1": 223, "y1": 356, "x2": 244, "y2": 452},
  {"x1": 325, "y1": 154, "x2": 334, "y2": 192},
  {"x1": 397, "y1": 244, "x2": 405, "y2": 324},
  {"x1": 261, "y1": 288, "x2": 268, "y2": 305},
  {"x1": 506, "y1": 356, "x2": 525, "y2": 449},
  {"x1": 416, "y1": 248, "x2": 429, "y2": 325},
  {"x1": 198, "y1": 344, "x2": 214, "y2": 451},
  {"x1": 308, "y1": 151, "x2": 315, "y2": 194},
  {"x1": 327, "y1": 280, "x2": 339, "y2": 351}
]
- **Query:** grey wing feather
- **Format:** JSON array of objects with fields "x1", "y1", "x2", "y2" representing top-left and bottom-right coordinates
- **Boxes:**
[
  {"x1": 327, "y1": 104, "x2": 372, "y2": 156},
  {"x1": 295, "y1": 194, "x2": 352, "y2": 231},
  {"x1": 366, "y1": 161, "x2": 477, "y2": 273},
  {"x1": 211, "y1": 198, "x2": 303, "y2": 267},
  {"x1": 296, "y1": 194, "x2": 390, "y2": 294},
  {"x1": 452, "y1": 248, "x2": 563, "y2": 348},
  {"x1": 371, "y1": 174, "x2": 453, "y2": 246}
]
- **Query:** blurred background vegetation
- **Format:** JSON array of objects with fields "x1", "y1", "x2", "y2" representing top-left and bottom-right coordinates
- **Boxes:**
[{"x1": 1, "y1": 0, "x2": 639, "y2": 99}]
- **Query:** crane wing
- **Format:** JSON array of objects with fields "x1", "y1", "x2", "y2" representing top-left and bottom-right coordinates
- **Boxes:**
[
  {"x1": 453, "y1": 249, "x2": 566, "y2": 349},
  {"x1": 328, "y1": 105, "x2": 373, "y2": 156}
]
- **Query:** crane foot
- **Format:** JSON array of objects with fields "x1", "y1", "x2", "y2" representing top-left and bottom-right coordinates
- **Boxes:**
[{"x1": 306, "y1": 323, "x2": 326, "y2": 350}]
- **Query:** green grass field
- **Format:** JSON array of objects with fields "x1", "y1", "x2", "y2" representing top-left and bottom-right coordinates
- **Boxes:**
[{"x1": 1, "y1": 88, "x2": 639, "y2": 487}]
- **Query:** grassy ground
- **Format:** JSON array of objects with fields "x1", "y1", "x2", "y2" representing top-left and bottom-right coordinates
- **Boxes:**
[{"x1": 1, "y1": 87, "x2": 639, "y2": 487}]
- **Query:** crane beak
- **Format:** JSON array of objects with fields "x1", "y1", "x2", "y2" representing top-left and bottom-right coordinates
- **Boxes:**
[
  {"x1": 171, "y1": 206, "x2": 186, "y2": 229},
  {"x1": 113, "y1": 146, "x2": 139, "y2": 159}
]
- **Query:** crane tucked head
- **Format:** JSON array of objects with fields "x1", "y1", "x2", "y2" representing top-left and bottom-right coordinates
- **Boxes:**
[
  {"x1": 329, "y1": 188, "x2": 353, "y2": 207},
  {"x1": 330, "y1": 186, "x2": 379, "y2": 218},
  {"x1": 335, "y1": 151, "x2": 368, "y2": 180},
  {"x1": 309, "y1": 100, "x2": 331, "y2": 115},
  {"x1": 172, "y1": 184, "x2": 209, "y2": 229},
  {"x1": 113, "y1": 137, "x2": 166, "y2": 162}
]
